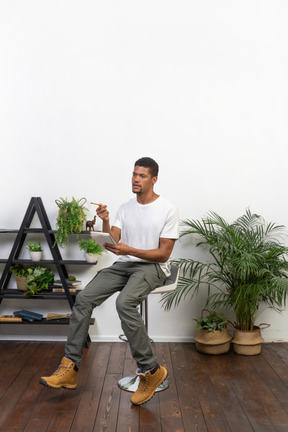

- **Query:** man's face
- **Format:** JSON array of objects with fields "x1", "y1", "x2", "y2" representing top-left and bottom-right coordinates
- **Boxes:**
[{"x1": 132, "y1": 166, "x2": 157, "y2": 195}]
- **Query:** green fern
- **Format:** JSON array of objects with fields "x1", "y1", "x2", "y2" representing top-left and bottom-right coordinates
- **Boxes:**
[
  {"x1": 55, "y1": 197, "x2": 88, "y2": 247},
  {"x1": 78, "y1": 239, "x2": 104, "y2": 255}
]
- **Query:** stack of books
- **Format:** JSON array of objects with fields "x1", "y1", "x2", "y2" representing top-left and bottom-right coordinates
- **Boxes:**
[{"x1": 52, "y1": 279, "x2": 82, "y2": 293}]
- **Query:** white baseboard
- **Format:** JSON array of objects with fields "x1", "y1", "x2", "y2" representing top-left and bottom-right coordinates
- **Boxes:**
[{"x1": 0, "y1": 335, "x2": 288, "y2": 343}]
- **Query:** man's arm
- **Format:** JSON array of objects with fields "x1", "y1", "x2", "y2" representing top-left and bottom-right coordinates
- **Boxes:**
[
  {"x1": 104, "y1": 237, "x2": 176, "y2": 263},
  {"x1": 96, "y1": 204, "x2": 176, "y2": 262},
  {"x1": 96, "y1": 205, "x2": 121, "y2": 242}
]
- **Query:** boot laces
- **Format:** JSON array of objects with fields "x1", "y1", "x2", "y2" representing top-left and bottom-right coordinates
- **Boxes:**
[
  {"x1": 52, "y1": 364, "x2": 70, "y2": 378},
  {"x1": 138, "y1": 373, "x2": 149, "y2": 391}
]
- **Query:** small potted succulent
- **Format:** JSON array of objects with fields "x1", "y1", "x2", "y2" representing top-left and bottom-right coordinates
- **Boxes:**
[
  {"x1": 27, "y1": 241, "x2": 43, "y2": 261},
  {"x1": 78, "y1": 239, "x2": 104, "y2": 263}
]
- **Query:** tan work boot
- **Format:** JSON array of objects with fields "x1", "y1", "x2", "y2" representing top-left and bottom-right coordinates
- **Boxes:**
[
  {"x1": 40, "y1": 357, "x2": 78, "y2": 390},
  {"x1": 130, "y1": 365, "x2": 168, "y2": 405}
]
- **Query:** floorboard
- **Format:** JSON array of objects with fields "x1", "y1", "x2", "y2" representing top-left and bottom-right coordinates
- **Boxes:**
[{"x1": 0, "y1": 341, "x2": 288, "y2": 432}]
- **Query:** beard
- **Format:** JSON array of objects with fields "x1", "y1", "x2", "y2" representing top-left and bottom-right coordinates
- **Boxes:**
[{"x1": 132, "y1": 185, "x2": 142, "y2": 194}]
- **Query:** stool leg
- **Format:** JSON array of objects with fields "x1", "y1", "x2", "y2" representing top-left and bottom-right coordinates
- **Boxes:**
[
  {"x1": 140, "y1": 300, "x2": 144, "y2": 327},
  {"x1": 144, "y1": 298, "x2": 148, "y2": 332},
  {"x1": 143, "y1": 297, "x2": 153, "y2": 343}
]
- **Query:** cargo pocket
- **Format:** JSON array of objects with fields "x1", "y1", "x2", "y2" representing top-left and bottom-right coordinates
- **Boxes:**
[{"x1": 143, "y1": 264, "x2": 166, "y2": 293}]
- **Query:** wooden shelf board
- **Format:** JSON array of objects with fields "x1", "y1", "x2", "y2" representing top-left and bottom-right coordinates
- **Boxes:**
[
  {"x1": 0, "y1": 229, "x2": 99, "y2": 234},
  {"x1": 10, "y1": 259, "x2": 97, "y2": 265},
  {"x1": 0, "y1": 318, "x2": 95, "y2": 325},
  {"x1": 0, "y1": 289, "x2": 79, "y2": 300}
]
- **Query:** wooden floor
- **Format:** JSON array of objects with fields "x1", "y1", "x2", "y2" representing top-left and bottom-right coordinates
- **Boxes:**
[{"x1": 1, "y1": 341, "x2": 288, "y2": 432}]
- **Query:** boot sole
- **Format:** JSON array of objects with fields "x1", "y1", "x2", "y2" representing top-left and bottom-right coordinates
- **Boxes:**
[
  {"x1": 39, "y1": 378, "x2": 77, "y2": 390},
  {"x1": 130, "y1": 368, "x2": 168, "y2": 406}
]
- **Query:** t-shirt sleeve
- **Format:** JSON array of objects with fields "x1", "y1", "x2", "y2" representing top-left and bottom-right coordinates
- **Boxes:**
[
  {"x1": 112, "y1": 205, "x2": 123, "y2": 230},
  {"x1": 160, "y1": 205, "x2": 179, "y2": 239}
]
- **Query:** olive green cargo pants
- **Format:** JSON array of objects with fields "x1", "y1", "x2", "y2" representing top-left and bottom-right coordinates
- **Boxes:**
[{"x1": 65, "y1": 262, "x2": 166, "y2": 370}]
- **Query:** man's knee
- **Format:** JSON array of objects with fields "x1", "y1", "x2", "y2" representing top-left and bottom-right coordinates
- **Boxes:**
[
  {"x1": 74, "y1": 290, "x2": 92, "y2": 308},
  {"x1": 116, "y1": 293, "x2": 134, "y2": 316}
]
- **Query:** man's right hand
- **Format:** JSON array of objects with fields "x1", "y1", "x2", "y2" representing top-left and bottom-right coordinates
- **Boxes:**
[
  {"x1": 96, "y1": 205, "x2": 110, "y2": 222},
  {"x1": 96, "y1": 205, "x2": 121, "y2": 243}
]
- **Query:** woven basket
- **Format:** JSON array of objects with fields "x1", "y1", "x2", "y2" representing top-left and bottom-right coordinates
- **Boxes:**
[
  {"x1": 196, "y1": 341, "x2": 231, "y2": 355},
  {"x1": 195, "y1": 328, "x2": 232, "y2": 355},
  {"x1": 15, "y1": 275, "x2": 27, "y2": 291},
  {"x1": 232, "y1": 326, "x2": 265, "y2": 356}
]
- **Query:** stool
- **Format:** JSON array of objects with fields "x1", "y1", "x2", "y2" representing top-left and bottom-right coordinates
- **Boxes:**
[{"x1": 118, "y1": 264, "x2": 179, "y2": 392}]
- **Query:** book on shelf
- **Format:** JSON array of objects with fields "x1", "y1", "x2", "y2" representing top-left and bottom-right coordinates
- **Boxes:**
[
  {"x1": 0, "y1": 315, "x2": 22, "y2": 322},
  {"x1": 13, "y1": 310, "x2": 43, "y2": 322},
  {"x1": 53, "y1": 279, "x2": 82, "y2": 287},
  {"x1": 46, "y1": 313, "x2": 71, "y2": 321},
  {"x1": 52, "y1": 287, "x2": 77, "y2": 293}
]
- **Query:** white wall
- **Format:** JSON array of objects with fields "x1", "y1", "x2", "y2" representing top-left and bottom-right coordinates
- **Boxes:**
[{"x1": 1, "y1": 0, "x2": 288, "y2": 342}]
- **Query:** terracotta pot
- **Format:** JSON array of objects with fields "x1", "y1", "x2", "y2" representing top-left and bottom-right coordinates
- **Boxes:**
[
  {"x1": 232, "y1": 326, "x2": 265, "y2": 355},
  {"x1": 194, "y1": 328, "x2": 232, "y2": 355}
]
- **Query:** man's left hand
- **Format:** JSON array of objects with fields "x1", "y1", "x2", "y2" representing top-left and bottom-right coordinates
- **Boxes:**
[{"x1": 104, "y1": 242, "x2": 131, "y2": 256}]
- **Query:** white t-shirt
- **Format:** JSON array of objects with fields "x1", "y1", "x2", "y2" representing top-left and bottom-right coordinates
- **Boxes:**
[{"x1": 113, "y1": 196, "x2": 179, "y2": 276}]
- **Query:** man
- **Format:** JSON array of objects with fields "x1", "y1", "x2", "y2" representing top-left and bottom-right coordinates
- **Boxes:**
[{"x1": 40, "y1": 157, "x2": 179, "y2": 406}]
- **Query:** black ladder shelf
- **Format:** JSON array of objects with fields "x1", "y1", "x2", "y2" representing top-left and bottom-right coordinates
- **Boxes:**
[{"x1": 0, "y1": 197, "x2": 95, "y2": 331}]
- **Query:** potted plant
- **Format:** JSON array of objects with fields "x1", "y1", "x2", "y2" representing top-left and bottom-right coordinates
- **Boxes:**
[
  {"x1": 194, "y1": 309, "x2": 232, "y2": 355},
  {"x1": 10, "y1": 264, "x2": 54, "y2": 297},
  {"x1": 162, "y1": 210, "x2": 288, "y2": 355},
  {"x1": 55, "y1": 197, "x2": 88, "y2": 247},
  {"x1": 27, "y1": 241, "x2": 42, "y2": 261},
  {"x1": 78, "y1": 239, "x2": 104, "y2": 263},
  {"x1": 10, "y1": 264, "x2": 28, "y2": 292}
]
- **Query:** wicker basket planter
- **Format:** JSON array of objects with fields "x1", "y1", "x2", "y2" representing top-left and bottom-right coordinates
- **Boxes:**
[
  {"x1": 15, "y1": 275, "x2": 27, "y2": 291},
  {"x1": 194, "y1": 328, "x2": 232, "y2": 355},
  {"x1": 232, "y1": 326, "x2": 266, "y2": 355}
]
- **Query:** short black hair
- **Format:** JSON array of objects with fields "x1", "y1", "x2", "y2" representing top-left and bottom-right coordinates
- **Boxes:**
[{"x1": 134, "y1": 157, "x2": 159, "y2": 177}]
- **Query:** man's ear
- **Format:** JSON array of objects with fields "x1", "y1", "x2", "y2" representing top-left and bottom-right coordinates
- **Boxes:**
[{"x1": 152, "y1": 176, "x2": 158, "y2": 185}]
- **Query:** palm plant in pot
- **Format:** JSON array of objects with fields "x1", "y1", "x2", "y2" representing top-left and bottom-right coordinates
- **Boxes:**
[
  {"x1": 78, "y1": 239, "x2": 104, "y2": 263},
  {"x1": 162, "y1": 210, "x2": 288, "y2": 355}
]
